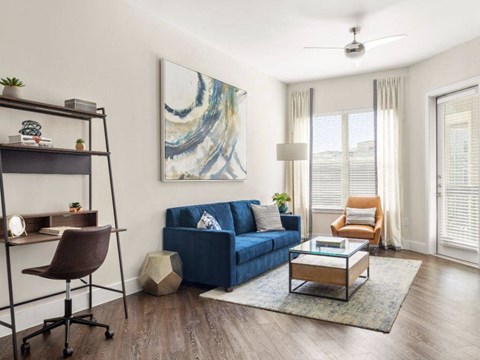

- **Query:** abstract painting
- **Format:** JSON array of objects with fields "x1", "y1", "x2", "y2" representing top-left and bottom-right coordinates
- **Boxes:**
[{"x1": 161, "y1": 59, "x2": 247, "y2": 181}]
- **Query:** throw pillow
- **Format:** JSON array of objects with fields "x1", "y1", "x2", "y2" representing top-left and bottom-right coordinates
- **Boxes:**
[
  {"x1": 251, "y1": 204, "x2": 285, "y2": 232},
  {"x1": 345, "y1": 207, "x2": 376, "y2": 226},
  {"x1": 197, "y1": 211, "x2": 222, "y2": 230}
]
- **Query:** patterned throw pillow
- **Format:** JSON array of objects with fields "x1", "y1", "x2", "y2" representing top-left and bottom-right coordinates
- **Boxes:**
[
  {"x1": 251, "y1": 204, "x2": 285, "y2": 232},
  {"x1": 345, "y1": 207, "x2": 376, "y2": 226},
  {"x1": 197, "y1": 211, "x2": 222, "y2": 230}
]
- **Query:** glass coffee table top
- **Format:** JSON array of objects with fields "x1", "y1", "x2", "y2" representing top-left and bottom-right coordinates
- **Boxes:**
[{"x1": 289, "y1": 236, "x2": 369, "y2": 258}]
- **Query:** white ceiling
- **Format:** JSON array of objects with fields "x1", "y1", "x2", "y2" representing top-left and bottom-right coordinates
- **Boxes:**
[{"x1": 131, "y1": 0, "x2": 480, "y2": 84}]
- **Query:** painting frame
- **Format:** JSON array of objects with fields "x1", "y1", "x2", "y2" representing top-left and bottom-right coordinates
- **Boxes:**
[{"x1": 160, "y1": 59, "x2": 247, "y2": 182}]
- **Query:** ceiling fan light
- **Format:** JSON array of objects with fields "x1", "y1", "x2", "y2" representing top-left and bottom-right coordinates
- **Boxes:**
[{"x1": 344, "y1": 42, "x2": 365, "y2": 58}]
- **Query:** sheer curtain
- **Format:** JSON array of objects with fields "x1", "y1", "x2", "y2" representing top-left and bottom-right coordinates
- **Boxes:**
[
  {"x1": 288, "y1": 90, "x2": 311, "y2": 239},
  {"x1": 376, "y1": 77, "x2": 404, "y2": 248}
]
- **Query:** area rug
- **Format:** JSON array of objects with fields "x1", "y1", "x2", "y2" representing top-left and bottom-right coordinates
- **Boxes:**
[{"x1": 200, "y1": 257, "x2": 421, "y2": 333}]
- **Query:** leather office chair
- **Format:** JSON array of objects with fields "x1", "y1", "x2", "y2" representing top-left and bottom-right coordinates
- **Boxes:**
[
  {"x1": 20, "y1": 225, "x2": 114, "y2": 358},
  {"x1": 330, "y1": 196, "x2": 384, "y2": 248}
]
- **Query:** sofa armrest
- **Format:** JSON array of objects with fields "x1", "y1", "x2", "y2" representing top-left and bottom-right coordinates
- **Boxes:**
[
  {"x1": 330, "y1": 215, "x2": 346, "y2": 237},
  {"x1": 163, "y1": 227, "x2": 236, "y2": 288},
  {"x1": 281, "y1": 215, "x2": 301, "y2": 232}
]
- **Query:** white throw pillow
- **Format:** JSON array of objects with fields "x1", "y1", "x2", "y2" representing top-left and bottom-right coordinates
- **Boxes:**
[
  {"x1": 345, "y1": 207, "x2": 376, "y2": 227},
  {"x1": 251, "y1": 204, "x2": 285, "y2": 232}
]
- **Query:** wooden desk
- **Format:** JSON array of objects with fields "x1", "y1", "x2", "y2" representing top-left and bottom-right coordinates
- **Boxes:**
[{"x1": 0, "y1": 211, "x2": 125, "y2": 246}]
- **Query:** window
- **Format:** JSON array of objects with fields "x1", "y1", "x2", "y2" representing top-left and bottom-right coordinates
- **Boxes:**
[{"x1": 311, "y1": 109, "x2": 376, "y2": 210}]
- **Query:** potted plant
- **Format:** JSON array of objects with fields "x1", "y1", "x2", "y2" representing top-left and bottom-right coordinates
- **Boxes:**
[
  {"x1": 75, "y1": 138, "x2": 86, "y2": 150},
  {"x1": 272, "y1": 192, "x2": 291, "y2": 214},
  {"x1": 0, "y1": 77, "x2": 25, "y2": 98},
  {"x1": 68, "y1": 202, "x2": 82, "y2": 212}
]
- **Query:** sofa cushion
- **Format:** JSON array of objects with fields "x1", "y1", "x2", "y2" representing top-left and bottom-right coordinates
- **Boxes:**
[
  {"x1": 235, "y1": 236, "x2": 273, "y2": 264},
  {"x1": 337, "y1": 225, "x2": 374, "y2": 239},
  {"x1": 238, "y1": 230, "x2": 299, "y2": 250},
  {"x1": 230, "y1": 200, "x2": 260, "y2": 235},
  {"x1": 181, "y1": 203, "x2": 235, "y2": 231}
]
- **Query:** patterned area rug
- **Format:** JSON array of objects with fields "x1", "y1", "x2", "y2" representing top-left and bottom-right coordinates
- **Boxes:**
[{"x1": 200, "y1": 257, "x2": 421, "y2": 333}]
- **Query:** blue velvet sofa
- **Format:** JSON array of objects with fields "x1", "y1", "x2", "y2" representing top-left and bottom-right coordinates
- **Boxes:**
[{"x1": 163, "y1": 200, "x2": 301, "y2": 290}]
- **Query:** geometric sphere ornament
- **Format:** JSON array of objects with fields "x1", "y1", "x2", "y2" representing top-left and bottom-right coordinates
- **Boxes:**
[{"x1": 139, "y1": 251, "x2": 183, "y2": 296}]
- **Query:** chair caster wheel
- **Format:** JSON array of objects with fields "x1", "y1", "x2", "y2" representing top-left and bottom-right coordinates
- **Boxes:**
[
  {"x1": 20, "y1": 342, "x2": 30, "y2": 354},
  {"x1": 89, "y1": 318, "x2": 97, "y2": 327},
  {"x1": 63, "y1": 346, "x2": 74, "y2": 358},
  {"x1": 105, "y1": 329, "x2": 114, "y2": 339}
]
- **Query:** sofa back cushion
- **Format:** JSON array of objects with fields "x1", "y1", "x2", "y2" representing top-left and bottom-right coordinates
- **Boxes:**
[
  {"x1": 181, "y1": 202, "x2": 235, "y2": 231},
  {"x1": 230, "y1": 200, "x2": 260, "y2": 235}
]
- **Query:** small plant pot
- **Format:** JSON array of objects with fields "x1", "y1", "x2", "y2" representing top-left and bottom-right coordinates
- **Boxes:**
[
  {"x1": 278, "y1": 204, "x2": 288, "y2": 214},
  {"x1": 2, "y1": 86, "x2": 22, "y2": 99},
  {"x1": 75, "y1": 143, "x2": 85, "y2": 151},
  {"x1": 69, "y1": 207, "x2": 82, "y2": 213}
]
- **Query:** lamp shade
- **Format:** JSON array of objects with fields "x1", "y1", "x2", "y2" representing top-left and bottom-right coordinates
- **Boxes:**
[{"x1": 276, "y1": 143, "x2": 308, "y2": 161}]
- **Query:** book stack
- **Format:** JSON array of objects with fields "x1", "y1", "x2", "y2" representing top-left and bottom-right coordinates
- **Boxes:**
[
  {"x1": 316, "y1": 238, "x2": 346, "y2": 249},
  {"x1": 9, "y1": 135, "x2": 53, "y2": 147},
  {"x1": 39, "y1": 226, "x2": 81, "y2": 236}
]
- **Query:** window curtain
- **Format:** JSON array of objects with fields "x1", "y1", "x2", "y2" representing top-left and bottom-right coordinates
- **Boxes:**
[
  {"x1": 375, "y1": 77, "x2": 404, "y2": 248},
  {"x1": 288, "y1": 90, "x2": 311, "y2": 239}
]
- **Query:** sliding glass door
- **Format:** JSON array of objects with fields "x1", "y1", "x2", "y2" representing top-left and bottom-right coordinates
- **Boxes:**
[{"x1": 437, "y1": 86, "x2": 480, "y2": 263}]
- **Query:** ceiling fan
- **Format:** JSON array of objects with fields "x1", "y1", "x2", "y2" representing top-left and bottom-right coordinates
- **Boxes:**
[{"x1": 304, "y1": 27, "x2": 407, "y2": 58}]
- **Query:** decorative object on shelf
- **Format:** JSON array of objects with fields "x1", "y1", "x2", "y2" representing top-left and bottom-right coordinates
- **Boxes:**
[
  {"x1": 0, "y1": 77, "x2": 25, "y2": 98},
  {"x1": 161, "y1": 59, "x2": 247, "y2": 181},
  {"x1": 65, "y1": 99, "x2": 97, "y2": 113},
  {"x1": 272, "y1": 192, "x2": 291, "y2": 214},
  {"x1": 68, "y1": 202, "x2": 82, "y2": 212},
  {"x1": 276, "y1": 143, "x2": 308, "y2": 213},
  {"x1": 8, "y1": 134, "x2": 53, "y2": 147},
  {"x1": 75, "y1": 138, "x2": 86, "y2": 150},
  {"x1": 6, "y1": 215, "x2": 27, "y2": 238},
  {"x1": 19, "y1": 120, "x2": 42, "y2": 136},
  {"x1": 139, "y1": 251, "x2": 183, "y2": 296}
]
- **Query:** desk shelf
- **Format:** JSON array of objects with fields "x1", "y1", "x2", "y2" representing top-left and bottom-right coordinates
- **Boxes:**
[
  {"x1": 0, "y1": 95, "x2": 105, "y2": 120},
  {"x1": 0, "y1": 144, "x2": 110, "y2": 175},
  {"x1": 0, "y1": 96, "x2": 127, "y2": 359},
  {"x1": 0, "y1": 211, "x2": 126, "y2": 245}
]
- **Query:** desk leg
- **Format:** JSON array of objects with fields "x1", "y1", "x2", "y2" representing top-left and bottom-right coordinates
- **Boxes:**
[
  {"x1": 0, "y1": 155, "x2": 18, "y2": 360},
  {"x1": 103, "y1": 115, "x2": 128, "y2": 319}
]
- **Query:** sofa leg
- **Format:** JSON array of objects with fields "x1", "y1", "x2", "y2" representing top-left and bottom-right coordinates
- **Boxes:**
[{"x1": 224, "y1": 287, "x2": 234, "y2": 292}]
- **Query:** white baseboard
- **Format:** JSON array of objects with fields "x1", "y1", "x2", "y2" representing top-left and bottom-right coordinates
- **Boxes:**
[
  {"x1": 0, "y1": 277, "x2": 141, "y2": 338},
  {"x1": 402, "y1": 239, "x2": 429, "y2": 254}
]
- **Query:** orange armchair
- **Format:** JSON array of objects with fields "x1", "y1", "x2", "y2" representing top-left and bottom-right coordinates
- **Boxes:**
[{"x1": 330, "y1": 196, "x2": 383, "y2": 246}]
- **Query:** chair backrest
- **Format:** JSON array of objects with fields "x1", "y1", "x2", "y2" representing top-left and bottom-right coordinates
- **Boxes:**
[
  {"x1": 343, "y1": 196, "x2": 383, "y2": 221},
  {"x1": 44, "y1": 225, "x2": 112, "y2": 280}
]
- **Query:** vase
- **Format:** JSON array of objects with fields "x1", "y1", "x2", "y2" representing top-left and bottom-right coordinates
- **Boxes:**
[
  {"x1": 2, "y1": 86, "x2": 22, "y2": 98},
  {"x1": 278, "y1": 204, "x2": 288, "y2": 214},
  {"x1": 75, "y1": 143, "x2": 85, "y2": 151}
]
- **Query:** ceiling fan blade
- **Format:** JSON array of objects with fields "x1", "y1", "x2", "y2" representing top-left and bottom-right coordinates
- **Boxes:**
[
  {"x1": 364, "y1": 34, "x2": 407, "y2": 50},
  {"x1": 303, "y1": 46, "x2": 344, "y2": 50}
]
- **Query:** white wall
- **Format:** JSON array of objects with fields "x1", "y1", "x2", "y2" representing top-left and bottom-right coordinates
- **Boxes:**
[
  {"x1": 0, "y1": 0, "x2": 287, "y2": 336},
  {"x1": 288, "y1": 36, "x2": 480, "y2": 251}
]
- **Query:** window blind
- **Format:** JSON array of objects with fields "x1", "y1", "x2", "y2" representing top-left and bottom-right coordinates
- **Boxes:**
[{"x1": 311, "y1": 109, "x2": 376, "y2": 210}]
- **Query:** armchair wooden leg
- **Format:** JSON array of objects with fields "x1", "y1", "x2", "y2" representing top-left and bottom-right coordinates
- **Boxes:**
[{"x1": 224, "y1": 287, "x2": 234, "y2": 292}]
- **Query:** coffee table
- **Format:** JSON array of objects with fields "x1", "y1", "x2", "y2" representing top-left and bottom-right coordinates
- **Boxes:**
[{"x1": 289, "y1": 236, "x2": 369, "y2": 301}]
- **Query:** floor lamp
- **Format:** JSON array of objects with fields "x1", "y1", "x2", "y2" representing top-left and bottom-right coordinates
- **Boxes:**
[{"x1": 276, "y1": 143, "x2": 308, "y2": 214}]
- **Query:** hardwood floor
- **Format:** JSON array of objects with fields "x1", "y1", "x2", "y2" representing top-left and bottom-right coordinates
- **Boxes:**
[{"x1": 1, "y1": 250, "x2": 479, "y2": 360}]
